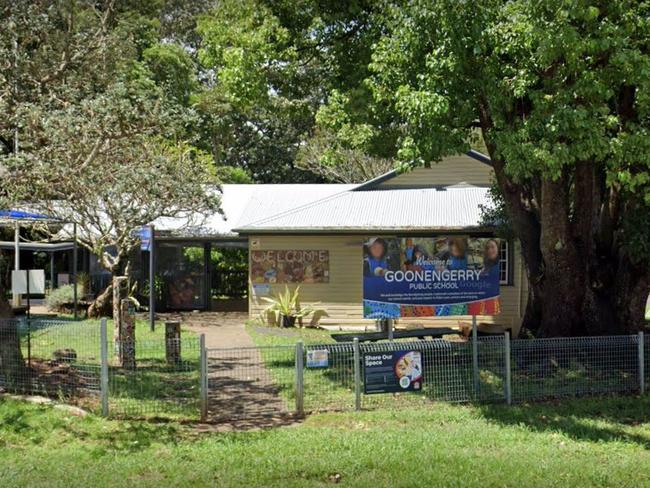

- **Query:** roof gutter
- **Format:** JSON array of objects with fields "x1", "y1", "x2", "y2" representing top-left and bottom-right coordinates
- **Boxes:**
[{"x1": 233, "y1": 226, "x2": 497, "y2": 236}]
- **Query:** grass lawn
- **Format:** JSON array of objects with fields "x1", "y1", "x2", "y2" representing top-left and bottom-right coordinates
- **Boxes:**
[
  {"x1": 25, "y1": 316, "x2": 198, "y2": 361},
  {"x1": 2, "y1": 395, "x2": 650, "y2": 487}
]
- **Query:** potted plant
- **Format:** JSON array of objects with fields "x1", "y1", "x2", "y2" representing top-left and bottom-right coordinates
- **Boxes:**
[{"x1": 261, "y1": 285, "x2": 318, "y2": 327}]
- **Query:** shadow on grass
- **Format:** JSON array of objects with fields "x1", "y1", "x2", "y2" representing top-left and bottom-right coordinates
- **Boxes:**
[
  {"x1": 478, "y1": 395, "x2": 650, "y2": 449},
  {"x1": 88, "y1": 421, "x2": 189, "y2": 453}
]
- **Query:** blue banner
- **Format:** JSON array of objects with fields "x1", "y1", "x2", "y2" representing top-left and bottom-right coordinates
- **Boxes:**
[{"x1": 362, "y1": 236, "x2": 502, "y2": 318}]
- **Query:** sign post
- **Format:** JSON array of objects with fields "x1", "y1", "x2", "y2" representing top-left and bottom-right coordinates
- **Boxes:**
[
  {"x1": 472, "y1": 315, "x2": 479, "y2": 396},
  {"x1": 12, "y1": 269, "x2": 44, "y2": 368},
  {"x1": 148, "y1": 225, "x2": 155, "y2": 332},
  {"x1": 139, "y1": 225, "x2": 156, "y2": 332}
]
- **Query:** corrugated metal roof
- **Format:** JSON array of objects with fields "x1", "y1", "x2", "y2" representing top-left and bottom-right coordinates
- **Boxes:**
[
  {"x1": 0, "y1": 241, "x2": 75, "y2": 251},
  {"x1": 153, "y1": 184, "x2": 354, "y2": 238},
  {"x1": 234, "y1": 185, "x2": 494, "y2": 233}
]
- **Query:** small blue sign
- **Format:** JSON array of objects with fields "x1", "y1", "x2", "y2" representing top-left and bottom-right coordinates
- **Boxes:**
[
  {"x1": 138, "y1": 226, "x2": 152, "y2": 251},
  {"x1": 306, "y1": 349, "x2": 329, "y2": 368}
]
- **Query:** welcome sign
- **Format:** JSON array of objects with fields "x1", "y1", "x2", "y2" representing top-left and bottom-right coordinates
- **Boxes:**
[
  {"x1": 251, "y1": 250, "x2": 329, "y2": 284},
  {"x1": 362, "y1": 236, "x2": 501, "y2": 318}
]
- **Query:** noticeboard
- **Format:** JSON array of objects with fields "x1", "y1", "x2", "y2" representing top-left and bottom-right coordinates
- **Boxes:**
[
  {"x1": 363, "y1": 350, "x2": 423, "y2": 394},
  {"x1": 11, "y1": 269, "x2": 46, "y2": 295}
]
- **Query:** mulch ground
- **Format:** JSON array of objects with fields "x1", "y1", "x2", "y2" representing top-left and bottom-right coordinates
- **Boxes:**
[{"x1": 3, "y1": 359, "x2": 96, "y2": 399}]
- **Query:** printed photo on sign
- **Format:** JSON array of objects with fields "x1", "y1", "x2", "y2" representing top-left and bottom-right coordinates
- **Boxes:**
[
  {"x1": 251, "y1": 250, "x2": 329, "y2": 284},
  {"x1": 395, "y1": 351, "x2": 423, "y2": 390},
  {"x1": 363, "y1": 236, "x2": 501, "y2": 318}
]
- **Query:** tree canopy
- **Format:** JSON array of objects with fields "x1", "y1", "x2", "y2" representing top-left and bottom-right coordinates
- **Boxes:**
[
  {"x1": 0, "y1": 0, "x2": 220, "y2": 316},
  {"x1": 362, "y1": 0, "x2": 650, "y2": 335},
  {"x1": 1, "y1": 0, "x2": 648, "y2": 335}
]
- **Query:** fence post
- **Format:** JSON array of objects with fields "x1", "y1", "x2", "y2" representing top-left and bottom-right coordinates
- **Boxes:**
[
  {"x1": 472, "y1": 315, "x2": 479, "y2": 397},
  {"x1": 639, "y1": 331, "x2": 645, "y2": 395},
  {"x1": 100, "y1": 318, "x2": 109, "y2": 417},
  {"x1": 504, "y1": 331, "x2": 512, "y2": 405},
  {"x1": 353, "y1": 337, "x2": 361, "y2": 411},
  {"x1": 295, "y1": 341, "x2": 304, "y2": 416},
  {"x1": 199, "y1": 334, "x2": 208, "y2": 422}
]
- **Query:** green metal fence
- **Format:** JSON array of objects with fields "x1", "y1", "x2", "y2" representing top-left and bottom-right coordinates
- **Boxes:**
[{"x1": 1, "y1": 318, "x2": 647, "y2": 422}]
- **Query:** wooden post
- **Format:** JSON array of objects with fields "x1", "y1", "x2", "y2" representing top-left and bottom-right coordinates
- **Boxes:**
[
  {"x1": 165, "y1": 320, "x2": 181, "y2": 366},
  {"x1": 112, "y1": 276, "x2": 127, "y2": 353},
  {"x1": 100, "y1": 318, "x2": 109, "y2": 417},
  {"x1": 119, "y1": 298, "x2": 136, "y2": 370}
]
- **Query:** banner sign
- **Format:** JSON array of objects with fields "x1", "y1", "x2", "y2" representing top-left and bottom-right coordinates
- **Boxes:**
[
  {"x1": 363, "y1": 236, "x2": 501, "y2": 318},
  {"x1": 251, "y1": 250, "x2": 329, "y2": 284},
  {"x1": 364, "y1": 350, "x2": 423, "y2": 394}
]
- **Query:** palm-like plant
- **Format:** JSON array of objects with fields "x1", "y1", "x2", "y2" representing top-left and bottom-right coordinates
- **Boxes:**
[{"x1": 261, "y1": 286, "x2": 318, "y2": 327}]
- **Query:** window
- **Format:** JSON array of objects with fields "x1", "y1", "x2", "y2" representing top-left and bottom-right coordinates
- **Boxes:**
[{"x1": 499, "y1": 240, "x2": 510, "y2": 285}]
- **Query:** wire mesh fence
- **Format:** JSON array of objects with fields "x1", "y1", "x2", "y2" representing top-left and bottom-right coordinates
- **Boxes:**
[
  {"x1": 107, "y1": 336, "x2": 201, "y2": 419},
  {"x1": 215, "y1": 336, "x2": 650, "y2": 418},
  {"x1": 0, "y1": 317, "x2": 201, "y2": 419},
  {"x1": 0, "y1": 318, "x2": 102, "y2": 412},
  {"x1": 1, "y1": 318, "x2": 648, "y2": 423},
  {"x1": 303, "y1": 343, "x2": 357, "y2": 411},
  {"x1": 510, "y1": 334, "x2": 640, "y2": 402}
]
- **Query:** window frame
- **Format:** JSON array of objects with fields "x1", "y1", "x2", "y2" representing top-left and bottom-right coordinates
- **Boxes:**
[{"x1": 499, "y1": 239, "x2": 514, "y2": 286}]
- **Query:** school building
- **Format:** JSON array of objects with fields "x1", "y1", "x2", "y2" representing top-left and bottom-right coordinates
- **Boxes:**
[
  {"x1": 151, "y1": 150, "x2": 528, "y2": 335},
  {"x1": 2, "y1": 150, "x2": 527, "y2": 333}
]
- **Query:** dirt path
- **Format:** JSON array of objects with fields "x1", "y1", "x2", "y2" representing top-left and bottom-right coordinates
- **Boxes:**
[
  {"x1": 182, "y1": 313, "x2": 298, "y2": 426},
  {"x1": 182, "y1": 312, "x2": 255, "y2": 349}
]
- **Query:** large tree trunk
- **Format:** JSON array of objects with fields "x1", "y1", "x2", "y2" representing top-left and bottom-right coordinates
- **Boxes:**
[
  {"x1": 536, "y1": 175, "x2": 586, "y2": 336},
  {"x1": 0, "y1": 296, "x2": 26, "y2": 384},
  {"x1": 479, "y1": 103, "x2": 650, "y2": 337},
  {"x1": 87, "y1": 255, "x2": 129, "y2": 318},
  {"x1": 87, "y1": 283, "x2": 113, "y2": 318}
]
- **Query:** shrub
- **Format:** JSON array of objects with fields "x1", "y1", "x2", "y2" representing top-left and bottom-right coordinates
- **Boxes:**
[{"x1": 46, "y1": 284, "x2": 84, "y2": 312}]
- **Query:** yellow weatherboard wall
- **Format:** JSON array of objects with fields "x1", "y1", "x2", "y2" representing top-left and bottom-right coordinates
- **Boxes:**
[
  {"x1": 376, "y1": 155, "x2": 493, "y2": 188},
  {"x1": 248, "y1": 234, "x2": 526, "y2": 335}
]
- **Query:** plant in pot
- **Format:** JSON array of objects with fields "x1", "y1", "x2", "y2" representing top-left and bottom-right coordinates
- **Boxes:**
[{"x1": 261, "y1": 285, "x2": 318, "y2": 327}]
